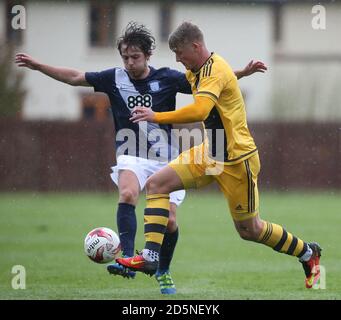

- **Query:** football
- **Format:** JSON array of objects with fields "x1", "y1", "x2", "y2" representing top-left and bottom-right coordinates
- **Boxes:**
[{"x1": 84, "y1": 227, "x2": 121, "y2": 264}]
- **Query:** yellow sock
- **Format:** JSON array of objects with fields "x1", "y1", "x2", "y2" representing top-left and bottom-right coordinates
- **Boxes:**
[
  {"x1": 258, "y1": 221, "x2": 308, "y2": 258},
  {"x1": 144, "y1": 194, "x2": 170, "y2": 253}
]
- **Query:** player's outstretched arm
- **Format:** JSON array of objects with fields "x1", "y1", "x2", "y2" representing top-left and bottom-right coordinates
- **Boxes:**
[
  {"x1": 15, "y1": 53, "x2": 90, "y2": 87},
  {"x1": 234, "y1": 60, "x2": 267, "y2": 80},
  {"x1": 130, "y1": 96, "x2": 215, "y2": 124}
]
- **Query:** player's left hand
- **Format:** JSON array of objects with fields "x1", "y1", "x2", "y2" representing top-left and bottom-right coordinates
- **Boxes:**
[
  {"x1": 130, "y1": 107, "x2": 156, "y2": 123},
  {"x1": 243, "y1": 60, "x2": 267, "y2": 76}
]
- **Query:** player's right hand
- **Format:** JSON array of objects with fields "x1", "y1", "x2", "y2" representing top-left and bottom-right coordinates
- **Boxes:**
[
  {"x1": 130, "y1": 107, "x2": 156, "y2": 123},
  {"x1": 15, "y1": 53, "x2": 40, "y2": 70}
]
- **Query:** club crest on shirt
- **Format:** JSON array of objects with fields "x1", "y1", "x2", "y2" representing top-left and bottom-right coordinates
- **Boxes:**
[{"x1": 149, "y1": 81, "x2": 160, "y2": 92}]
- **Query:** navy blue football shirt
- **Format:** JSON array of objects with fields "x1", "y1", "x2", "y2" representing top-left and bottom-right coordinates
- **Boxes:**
[{"x1": 85, "y1": 67, "x2": 191, "y2": 161}]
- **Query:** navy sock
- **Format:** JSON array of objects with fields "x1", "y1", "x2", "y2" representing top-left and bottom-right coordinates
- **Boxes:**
[
  {"x1": 116, "y1": 203, "x2": 136, "y2": 257},
  {"x1": 158, "y1": 228, "x2": 179, "y2": 273}
]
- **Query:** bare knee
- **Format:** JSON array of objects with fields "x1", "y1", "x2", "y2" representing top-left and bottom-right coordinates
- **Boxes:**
[
  {"x1": 119, "y1": 188, "x2": 139, "y2": 205},
  {"x1": 146, "y1": 177, "x2": 169, "y2": 195},
  {"x1": 235, "y1": 218, "x2": 264, "y2": 242},
  {"x1": 237, "y1": 228, "x2": 260, "y2": 242}
]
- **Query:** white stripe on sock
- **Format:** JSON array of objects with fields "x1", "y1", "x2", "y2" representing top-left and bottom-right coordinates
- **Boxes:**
[{"x1": 299, "y1": 245, "x2": 313, "y2": 262}]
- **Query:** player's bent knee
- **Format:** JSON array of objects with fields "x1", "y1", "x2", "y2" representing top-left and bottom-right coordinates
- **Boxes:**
[
  {"x1": 237, "y1": 228, "x2": 259, "y2": 242},
  {"x1": 119, "y1": 188, "x2": 138, "y2": 204},
  {"x1": 145, "y1": 177, "x2": 169, "y2": 195},
  {"x1": 235, "y1": 215, "x2": 263, "y2": 242}
]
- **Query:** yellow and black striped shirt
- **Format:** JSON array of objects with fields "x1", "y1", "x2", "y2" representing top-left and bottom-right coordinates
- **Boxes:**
[{"x1": 186, "y1": 53, "x2": 257, "y2": 164}]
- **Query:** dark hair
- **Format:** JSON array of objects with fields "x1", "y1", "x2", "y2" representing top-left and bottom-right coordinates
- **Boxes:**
[
  {"x1": 117, "y1": 22, "x2": 156, "y2": 56},
  {"x1": 168, "y1": 21, "x2": 204, "y2": 51}
]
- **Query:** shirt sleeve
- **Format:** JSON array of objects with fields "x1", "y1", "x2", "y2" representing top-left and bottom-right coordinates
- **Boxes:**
[
  {"x1": 196, "y1": 64, "x2": 231, "y2": 103},
  {"x1": 169, "y1": 69, "x2": 192, "y2": 94},
  {"x1": 154, "y1": 96, "x2": 215, "y2": 124},
  {"x1": 85, "y1": 68, "x2": 115, "y2": 93}
]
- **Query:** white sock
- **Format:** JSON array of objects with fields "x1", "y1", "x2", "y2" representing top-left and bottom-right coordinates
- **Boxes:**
[
  {"x1": 142, "y1": 249, "x2": 159, "y2": 262},
  {"x1": 299, "y1": 245, "x2": 313, "y2": 262}
]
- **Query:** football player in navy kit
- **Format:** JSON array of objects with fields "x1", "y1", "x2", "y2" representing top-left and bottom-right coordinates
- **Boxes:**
[{"x1": 15, "y1": 22, "x2": 266, "y2": 294}]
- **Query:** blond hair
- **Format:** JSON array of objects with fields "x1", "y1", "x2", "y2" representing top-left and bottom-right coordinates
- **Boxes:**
[{"x1": 168, "y1": 22, "x2": 204, "y2": 50}]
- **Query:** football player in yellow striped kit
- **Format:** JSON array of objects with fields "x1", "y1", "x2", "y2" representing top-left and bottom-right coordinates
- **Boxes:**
[{"x1": 117, "y1": 22, "x2": 322, "y2": 289}]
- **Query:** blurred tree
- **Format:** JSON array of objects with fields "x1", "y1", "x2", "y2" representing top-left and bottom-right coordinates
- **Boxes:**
[{"x1": 0, "y1": 44, "x2": 26, "y2": 118}]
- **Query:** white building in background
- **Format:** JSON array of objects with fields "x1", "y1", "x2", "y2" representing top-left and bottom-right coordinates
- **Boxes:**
[{"x1": 0, "y1": 0, "x2": 340, "y2": 121}]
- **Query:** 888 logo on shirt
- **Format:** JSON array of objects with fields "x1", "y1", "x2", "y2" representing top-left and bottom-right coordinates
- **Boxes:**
[{"x1": 127, "y1": 94, "x2": 152, "y2": 110}]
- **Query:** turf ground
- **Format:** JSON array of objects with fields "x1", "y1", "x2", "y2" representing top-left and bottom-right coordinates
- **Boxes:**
[{"x1": 0, "y1": 191, "x2": 340, "y2": 300}]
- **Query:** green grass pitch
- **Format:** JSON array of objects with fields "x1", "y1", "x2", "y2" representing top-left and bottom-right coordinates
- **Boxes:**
[{"x1": 0, "y1": 191, "x2": 340, "y2": 300}]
